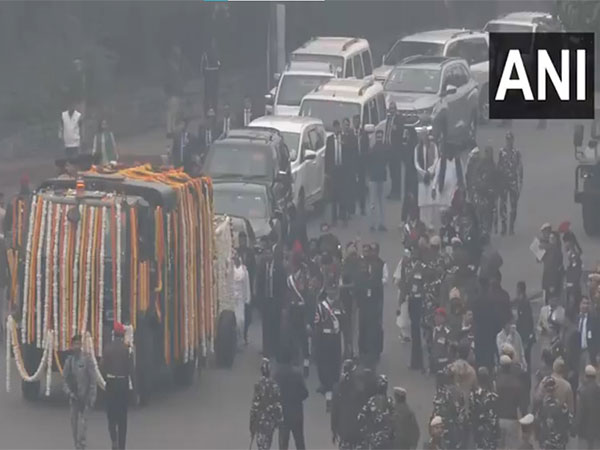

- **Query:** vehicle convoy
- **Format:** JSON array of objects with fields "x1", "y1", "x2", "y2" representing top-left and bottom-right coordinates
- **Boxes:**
[
  {"x1": 4, "y1": 166, "x2": 223, "y2": 402},
  {"x1": 249, "y1": 116, "x2": 327, "y2": 211},
  {"x1": 383, "y1": 56, "x2": 479, "y2": 155},
  {"x1": 299, "y1": 77, "x2": 385, "y2": 146},
  {"x1": 376, "y1": 29, "x2": 489, "y2": 119}
]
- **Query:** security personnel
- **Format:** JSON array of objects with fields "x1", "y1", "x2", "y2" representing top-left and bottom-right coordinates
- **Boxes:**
[
  {"x1": 331, "y1": 359, "x2": 362, "y2": 449},
  {"x1": 317, "y1": 223, "x2": 342, "y2": 263},
  {"x1": 201, "y1": 38, "x2": 221, "y2": 114},
  {"x1": 431, "y1": 368, "x2": 468, "y2": 450},
  {"x1": 101, "y1": 322, "x2": 133, "y2": 450},
  {"x1": 250, "y1": 358, "x2": 283, "y2": 450},
  {"x1": 404, "y1": 250, "x2": 427, "y2": 371},
  {"x1": 357, "y1": 374, "x2": 395, "y2": 450},
  {"x1": 497, "y1": 132, "x2": 523, "y2": 236},
  {"x1": 473, "y1": 146, "x2": 498, "y2": 236},
  {"x1": 535, "y1": 376, "x2": 573, "y2": 450},
  {"x1": 431, "y1": 308, "x2": 451, "y2": 377},
  {"x1": 564, "y1": 234, "x2": 582, "y2": 315},
  {"x1": 314, "y1": 274, "x2": 343, "y2": 412},
  {"x1": 353, "y1": 114, "x2": 370, "y2": 216}
]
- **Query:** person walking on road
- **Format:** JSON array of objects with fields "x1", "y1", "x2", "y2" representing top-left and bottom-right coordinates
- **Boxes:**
[
  {"x1": 496, "y1": 354, "x2": 527, "y2": 449},
  {"x1": 515, "y1": 281, "x2": 535, "y2": 374},
  {"x1": 576, "y1": 365, "x2": 600, "y2": 449},
  {"x1": 390, "y1": 387, "x2": 420, "y2": 450},
  {"x1": 63, "y1": 334, "x2": 97, "y2": 450},
  {"x1": 60, "y1": 102, "x2": 83, "y2": 159},
  {"x1": 469, "y1": 367, "x2": 500, "y2": 450},
  {"x1": 497, "y1": 131, "x2": 523, "y2": 236},
  {"x1": 331, "y1": 359, "x2": 362, "y2": 449},
  {"x1": 101, "y1": 322, "x2": 133, "y2": 450},
  {"x1": 424, "y1": 416, "x2": 445, "y2": 450},
  {"x1": 357, "y1": 374, "x2": 395, "y2": 450},
  {"x1": 534, "y1": 376, "x2": 573, "y2": 450},
  {"x1": 274, "y1": 350, "x2": 308, "y2": 450},
  {"x1": 384, "y1": 102, "x2": 404, "y2": 200},
  {"x1": 368, "y1": 130, "x2": 388, "y2": 232},
  {"x1": 414, "y1": 123, "x2": 440, "y2": 231},
  {"x1": 353, "y1": 114, "x2": 369, "y2": 215},
  {"x1": 201, "y1": 38, "x2": 221, "y2": 114},
  {"x1": 250, "y1": 358, "x2": 283, "y2": 450}
]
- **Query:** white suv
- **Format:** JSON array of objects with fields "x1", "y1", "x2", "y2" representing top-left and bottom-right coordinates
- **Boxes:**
[
  {"x1": 484, "y1": 11, "x2": 563, "y2": 34},
  {"x1": 249, "y1": 116, "x2": 327, "y2": 211},
  {"x1": 299, "y1": 78, "x2": 387, "y2": 147},
  {"x1": 265, "y1": 61, "x2": 335, "y2": 116},
  {"x1": 375, "y1": 29, "x2": 489, "y2": 118}
]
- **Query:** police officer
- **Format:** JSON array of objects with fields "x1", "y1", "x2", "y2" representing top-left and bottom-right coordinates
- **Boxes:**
[
  {"x1": 314, "y1": 274, "x2": 343, "y2": 412},
  {"x1": 63, "y1": 334, "x2": 97, "y2": 450},
  {"x1": 403, "y1": 249, "x2": 427, "y2": 371},
  {"x1": 497, "y1": 132, "x2": 523, "y2": 236},
  {"x1": 469, "y1": 367, "x2": 500, "y2": 450},
  {"x1": 331, "y1": 359, "x2": 362, "y2": 450},
  {"x1": 101, "y1": 322, "x2": 133, "y2": 450},
  {"x1": 535, "y1": 376, "x2": 573, "y2": 450},
  {"x1": 473, "y1": 146, "x2": 498, "y2": 236},
  {"x1": 564, "y1": 233, "x2": 583, "y2": 315},
  {"x1": 317, "y1": 222, "x2": 342, "y2": 263},
  {"x1": 425, "y1": 416, "x2": 445, "y2": 450},
  {"x1": 201, "y1": 38, "x2": 221, "y2": 114},
  {"x1": 357, "y1": 374, "x2": 395, "y2": 449},
  {"x1": 391, "y1": 387, "x2": 420, "y2": 450},
  {"x1": 250, "y1": 358, "x2": 283, "y2": 450},
  {"x1": 431, "y1": 368, "x2": 468, "y2": 450},
  {"x1": 430, "y1": 308, "x2": 451, "y2": 377}
]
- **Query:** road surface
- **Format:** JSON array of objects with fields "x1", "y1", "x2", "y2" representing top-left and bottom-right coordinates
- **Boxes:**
[{"x1": 0, "y1": 118, "x2": 598, "y2": 449}]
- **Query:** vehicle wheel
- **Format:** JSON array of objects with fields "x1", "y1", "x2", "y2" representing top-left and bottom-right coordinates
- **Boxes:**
[
  {"x1": 215, "y1": 310, "x2": 237, "y2": 368},
  {"x1": 479, "y1": 86, "x2": 489, "y2": 123},
  {"x1": 298, "y1": 189, "x2": 306, "y2": 215},
  {"x1": 21, "y1": 380, "x2": 40, "y2": 401},
  {"x1": 21, "y1": 345, "x2": 41, "y2": 401},
  {"x1": 582, "y1": 200, "x2": 600, "y2": 236}
]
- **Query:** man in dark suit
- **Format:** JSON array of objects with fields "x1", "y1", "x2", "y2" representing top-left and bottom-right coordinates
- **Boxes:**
[
  {"x1": 352, "y1": 114, "x2": 370, "y2": 216},
  {"x1": 326, "y1": 120, "x2": 356, "y2": 226},
  {"x1": 384, "y1": 102, "x2": 405, "y2": 200},
  {"x1": 342, "y1": 117, "x2": 359, "y2": 216},
  {"x1": 217, "y1": 103, "x2": 233, "y2": 139},
  {"x1": 578, "y1": 297, "x2": 600, "y2": 376}
]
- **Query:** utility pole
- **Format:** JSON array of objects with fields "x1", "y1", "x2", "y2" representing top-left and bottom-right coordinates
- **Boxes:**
[
  {"x1": 275, "y1": 3, "x2": 286, "y2": 75},
  {"x1": 267, "y1": 3, "x2": 285, "y2": 91}
]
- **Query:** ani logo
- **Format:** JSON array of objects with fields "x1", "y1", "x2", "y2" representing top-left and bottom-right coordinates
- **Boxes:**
[{"x1": 489, "y1": 32, "x2": 595, "y2": 120}]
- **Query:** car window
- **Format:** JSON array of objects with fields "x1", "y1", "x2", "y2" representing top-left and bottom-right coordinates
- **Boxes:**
[
  {"x1": 362, "y1": 51, "x2": 373, "y2": 76},
  {"x1": 362, "y1": 104, "x2": 370, "y2": 126},
  {"x1": 456, "y1": 65, "x2": 470, "y2": 86},
  {"x1": 376, "y1": 94, "x2": 386, "y2": 121},
  {"x1": 345, "y1": 58, "x2": 353, "y2": 78},
  {"x1": 445, "y1": 41, "x2": 461, "y2": 58},
  {"x1": 353, "y1": 55, "x2": 364, "y2": 79},
  {"x1": 464, "y1": 38, "x2": 488, "y2": 64},
  {"x1": 442, "y1": 66, "x2": 457, "y2": 89},
  {"x1": 384, "y1": 40, "x2": 444, "y2": 66},
  {"x1": 308, "y1": 128, "x2": 322, "y2": 152},
  {"x1": 368, "y1": 98, "x2": 379, "y2": 125},
  {"x1": 301, "y1": 130, "x2": 312, "y2": 160},
  {"x1": 277, "y1": 142, "x2": 290, "y2": 171},
  {"x1": 315, "y1": 127, "x2": 326, "y2": 148}
]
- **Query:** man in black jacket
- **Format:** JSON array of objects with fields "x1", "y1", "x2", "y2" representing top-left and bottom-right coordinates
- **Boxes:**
[
  {"x1": 577, "y1": 297, "x2": 599, "y2": 376},
  {"x1": 274, "y1": 350, "x2": 308, "y2": 450},
  {"x1": 384, "y1": 102, "x2": 404, "y2": 200},
  {"x1": 368, "y1": 130, "x2": 388, "y2": 231},
  {"x1": 353, "y1": 114, "x2": 370, "y2": 216},
  {"x1": 325, "y1": 120, "x2": 356, "y2": 226}
]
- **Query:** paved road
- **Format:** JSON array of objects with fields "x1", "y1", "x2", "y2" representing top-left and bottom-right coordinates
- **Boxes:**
[{"x1": 0, "y1": 119, "x2": 598, "y2": 449}]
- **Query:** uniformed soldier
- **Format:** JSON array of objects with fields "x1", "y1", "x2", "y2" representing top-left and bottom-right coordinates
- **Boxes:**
[
  {"x1": 314, "y1": 274, "x2": 343, "y2": 412},
  {"x1": 464, "y1": 140, "x2": 481, "y2": 204},
  {"x1": 63, "y1": 334, "x2": 97, "y2": 450},
  {"x1": 497, "y1": 131, "x2": 523, "y2": 236},
  {"x1": 517, "y1": 414, "x2": 535, "y2": 450},
  {"x1": 425, "y1": 416, "x2": 445, "y2": 450},
  {"x1": 331, "y1": 359, "x2": 362, "y2": 450},
  {"x1": 469, "y1": 367, "x2": 500, "y2": 450},
  {"x1": 200, "y1": 38, "x2": 221, "y2": 114},
  {"x1": 430, "y1": 308, "x2": 451, "y2": 377},
  {"x1": 431, "y1": 368, "x2": 468, "y2": 450},
  {"x1": 391, "y1": 387, "x2": 420, "y2": 450},
  {"x1": 535, "y1": 376, "x2": 573, "y2": 450},
  {"x1": 100, "y1": 322, "x2": 133, "y2": 450},
  {"x1": 563, "y1": 233, "x2": 583, "y2": 315},
  {"x1": 403, "y1": 249, "x2": 427, "y2": 371},
  {"x1": 249, "y1": 358, "x2": 283, "y2": 450},
  {"x1": 357, "y1": 374, "x2": 395, "y2": 450},
  {"x1": 473, "y1": 146, "x2": 498, "y2": 236},
  {"x1": 284, "y1": 247, "x2": 310, "y2": 374}
]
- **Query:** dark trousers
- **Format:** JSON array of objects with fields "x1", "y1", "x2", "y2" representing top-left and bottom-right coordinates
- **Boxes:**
[
  {"x1": 316, "y1": 333, "x2": 341, "y2": 391},
  {"x1": 244, "y1": 303, "x2": 252, "y2": 342},
  {"x1": 262, "y1": 298, "x2": 281, "y2": 358},
  {"x1": 279, "y1": 417, "x2": 306, "y2": 450},
  {"x1": 106, "y1": 378, "x2": 128, "y2": 450},
  {"x1": 499, "y1": 188, "x2": 519, "y2": 231},
  {"x1": 66, "y1": 146, "x2": 80, "y2": 159},
  {"x1": 356, "y1": 163, "x2": 367, "y2": 214},
  {"x1": 408, "y1": 297, "x2": 423, "y2": 370},
  {"x1": 388, "y1": 155, "x2": 402, "y2": 197},
  {"x1": 401, "y1": 165, "x2": 418, "y2": 222},
  {"x1": 331, "y1": 198, "x2": 348, "y2": 225}
]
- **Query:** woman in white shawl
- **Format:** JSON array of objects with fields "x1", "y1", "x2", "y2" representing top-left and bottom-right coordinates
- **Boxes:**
[
  {"x1": 434, "y1": 144, "x2": 465, "y2": 212},
  {"x1": 414, "y1": 128, "x2": 440, "y2": 230},
  {"x1": 232, "y1": 252, "x2": 251, "y2": 343}
]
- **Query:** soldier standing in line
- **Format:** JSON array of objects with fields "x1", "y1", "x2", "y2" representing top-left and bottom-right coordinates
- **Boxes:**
[
  {"x1": 357, "y1": 375, "x2": 395, "y2": 450},
  {"x1": 249, "y1": 358, "x2": 283, "y2": 450},
  {"x1": 497, "y1": 131, "x2": 523, "y2": 236},
  {"x1": 431, "y1": 368, "x2": 468, "y2": 450},
  {"x1": 402, "y1": 248, "x2": 428, "y2": 371},
  {"x1": 430, "y1": 308, "x2": 451, "y2": 377},
  {"x1": 534, "y1": 376, "x2": 573, "y2": 450},
  {"x1": 101, "y1": 322, "x2": 133, "y2": 450},
  {"x1": 424, "y1": 416, "x2": 445, "y2": 450},
  {"x1": 331, "y1": 359, "x2": 362, "y2": 450},
  {"x1": 63, "y1": 334, "x2": 97, "y2": 450},
  {"x1": 469, "y1": 367, "x2": 500, "y2": 450},
  {"x1": 390, "y1": 387, "x2": 420, "y2": 450},
  {"x1": 314, "y1": 272, "x2": 343, "y2": 412},
  {"x1": 473, "y1": 146, "x2": 498, "y2": 236}
]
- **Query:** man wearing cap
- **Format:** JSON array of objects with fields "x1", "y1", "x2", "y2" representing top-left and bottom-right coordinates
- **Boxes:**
[
  {"x1": 430, "y1": 308, "x2": 451, "y2": 376},
  {"x1": 414, "y1": 122, "x2": 440, "y2": 230},
  {"x1": 391, "y1": 387, "x2": 420, "y2": 450},
  {"x1": 535, "y1": 376, "x2": 573, "y2": 450},
  {"x1": 469, "y1": 367, "x2": 500, "y2": 450},
  {"x1": 250, "y1": 358, "x2": 283, "y2": 450},
  {"x1": 331, "y1": 359, "x2": 362, "y2": 449},
  {"x1": 424, "y1": 416, "x2": 444, "y2": 450},
  {"x1": 497, "y1": 131, "x2": 523, "y2": 235},
  {"x1": 517, "y1": 414, "x2": 535, "y2": 449},
  {"x1": 403, "y1": 249, "x2": 428, "y2": 371},
  {"x1": 431, "y1": 368, "x2": 467, "y2": 449},
  {"x1": 357, "y1": 374, "x2": 394, "y2": 449},
  {"x1": 101, "y1": 322, "x2": 133, "y2": 450},
  {"x1": 496, "y1": 354, "x2": 527, "y2": 449},
  {"x1": 63, "y1": 334, "x2": 97, "y2": 450},
  {"x1": 496, "y1": 315, "x2": 527, "y2": 371},
  {"x1": 576, "y1": 365, "x2": 600, "y2": 449}
]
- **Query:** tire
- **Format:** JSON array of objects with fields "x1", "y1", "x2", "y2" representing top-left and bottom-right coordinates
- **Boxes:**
[
  {"x1": 582, "y1": 199, "x2": 600, "y2": 236},
  {"x1": 479, "y1": 85, "x2": 489, "y2": 123},
  {"x1": 21, "y1": 380, "x2": 40, "y2": 401},
  {"x1": 215, "y1": 310, "x2": 237, "y2": 368}
]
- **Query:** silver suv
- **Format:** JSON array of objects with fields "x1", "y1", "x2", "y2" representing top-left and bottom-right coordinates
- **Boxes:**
[{"x1": 383, "y1": 56, "x2": 479, "y2": 153}]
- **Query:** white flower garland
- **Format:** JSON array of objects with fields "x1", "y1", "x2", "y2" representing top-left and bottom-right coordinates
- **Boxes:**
[
  {"x1": 6, "y1": 318, "x2": 10, "y2": 392},
  {"x1": 81, "y1": 207, "x2": 95, "y2": 336},
  {"x1": 52, "y1": 205, "x2": 62, "y2": 346},
  {"x1": 124, "y1": 325, "x2": 135, "y2": 391},
  {"x1": 42, "y1": 202, "x2": 53, "y2": 345},
  {"x1": 181, "y1": 203, "x2": 189, "y2": 364},
  {"x1": 84, "y1": 332, "x2": 106, "y2": 390},
  {"x1": 44, "y1": 331, "x2": 53, "y2": 396},
  {"x1": 21, "y1": 196, "x2": 37, "y2": 344},
  {"x1": 6, "y1": 316, "x2": 52, "y2": 385},
  {"x1": 71, "y1": 205, "x2": 83, "y2": 339},
  {"x1": 98, "y1": 207, "x2": 106, "y2": 357},
  {"x1": 116, "y1": 201, "x2": 122, "y2": 324},
  {"x1": 60, "y1": 205, "x2": 69, "y2": 350},
  {"x1": 36, "y1": 199, "x2": 48, "y2": 348}
]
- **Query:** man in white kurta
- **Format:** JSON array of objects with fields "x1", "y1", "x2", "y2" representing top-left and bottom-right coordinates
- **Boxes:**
[
  {"x1": 414, "y1": 133, "x2": 439, "y2": 230},
  {"x1": 434, "y1": 149, "x2": 463, "y2": 212}
]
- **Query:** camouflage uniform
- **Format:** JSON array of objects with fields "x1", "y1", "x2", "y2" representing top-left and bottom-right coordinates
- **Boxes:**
[
  {"x1": 63, "y1": 351, "x2": 97, "y2": 450},
  {"x1": 423, "y1": 255, "x2": 446, "y2": 370},
  {"x1": 473, "y1": 157, "x2": 498, "y2": 236},
  {"x1": 357, "y1": 394, "x2": 395, "y2": 449},
  {"x1": 497, "y1": 147, "x2": 523, "y2": 235},
  {"x1": 536, "y1": 395, "x2": 573, "y2": 450},
  {"x1": 469, "y1": 387, "x2": 500, "y2": 449},
  {"x1": 431, "y1": 384, "x2": 469, "y2": 449},
  {"x1": 250, "y1": 376, "x2": 283, "y2": 449}
]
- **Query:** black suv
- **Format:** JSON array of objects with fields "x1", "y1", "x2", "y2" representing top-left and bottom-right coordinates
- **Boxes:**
[{"x1": 203, "y1": 128, "x2": 293, "y2": 215}]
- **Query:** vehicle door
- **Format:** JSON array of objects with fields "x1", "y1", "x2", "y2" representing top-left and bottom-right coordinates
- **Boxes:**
[
  {"x1": 275, "y1": 142, "x2": 293, "y2": 207},
  {"x1": 307, "y1": 125, "x2": 326, "y2": 200},
  {"x1": 353, "y1": 54, "x2": 365, "y2": 79},
  {"x1": 441, "y1": 64, "x2": 463, "y2": 137}
]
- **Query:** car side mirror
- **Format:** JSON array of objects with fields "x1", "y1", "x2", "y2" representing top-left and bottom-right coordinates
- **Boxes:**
[
  {"x1": 264, "y1": 93, "x2": 274, "y2": 106},
  {"x1": 364, "y1": 124, "x2": 376, "y2": 134},
  {"x1": 304, "y1": 150, "x2": 317, "y2": 161},
  {"x1": 443, "y1": 84, "x2": 457, "y2": 96}
]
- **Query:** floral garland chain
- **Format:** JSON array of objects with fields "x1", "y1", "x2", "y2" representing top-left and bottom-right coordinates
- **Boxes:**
[
  {"x1": 60, "y1": 206, "x2": 69, "y2": 350},
  {"x1": 42, "y1": 203, "x2": 54, "y2": 344},
  {"x1": 21, "y1": 196, "x2": 37, "y2": 344},
  {"x1": 71, "y1": 205, "x2": 83, "y2": 340},
  {"x1": 98, "y1": 207, "x2": 106, "y2": 357},
  {"x1": 116, "y1": 201, "x2": 122, "y2": 323},
  {"x1": 36, "y1": 199, "x2": 48, "y2": 348},
  {"x1": 52, "y1": 205, "x2": 63, "y2": 346},
  {"x1": 82, "y1": 207, "x2": 95, "y2": 335}
]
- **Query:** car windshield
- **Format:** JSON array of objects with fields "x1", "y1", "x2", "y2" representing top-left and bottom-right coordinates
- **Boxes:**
[
  {"x1": 484, "y1": 22, "x2": 533, "y2": 33},
  {"x1": 277, "y1": 74, "x2": 333, "y2": 106},
  {"x1": 385, "y1": 41, "x2": 443, "y2": 66},
  {"x1": 279, "y1": 132, "x2": 300, "y2": 161},
  {"x1": 299, "y1": 100, "x2": 361, "y2": 132},
  {"x1": 213, "y1": 188, "x2": 268, "y2": 220},
  {"x1": 204, "y1": 144, "x2": 273, "y2": 180},
  {"x1": 291, "y1": 54, "x2": 344, "y2": 74},
  {"x1": 384, "y1": 67, "x2": 441, "y2": 94}
]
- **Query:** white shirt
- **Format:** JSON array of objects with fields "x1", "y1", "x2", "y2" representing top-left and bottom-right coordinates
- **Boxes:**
[
  {"x1": 61, "y1": 110, "x2": 82, "y2": 148},
  {"x1": 334, "y1": 135, "x2": 342, "y2": 166},
  {"x1": 579, "y1": 313, "x2": 588, "y2": 350},
  {"x1": 232, "y1": 264, "x2": 251, "y2": 305},
  {"x1": 382, "y1": 263, "x2": 389, "y2": 285}
]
